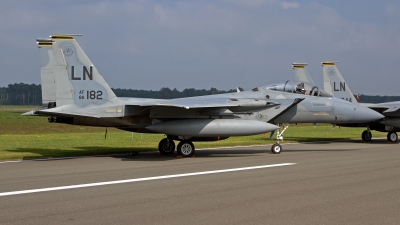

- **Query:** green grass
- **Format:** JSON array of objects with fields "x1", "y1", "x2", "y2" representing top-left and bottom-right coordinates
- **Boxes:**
[{"x1": 0, "y1": 105, "x2": 385, "y2": 161}]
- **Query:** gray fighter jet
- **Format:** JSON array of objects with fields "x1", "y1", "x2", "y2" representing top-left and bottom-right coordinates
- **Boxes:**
[
  {"x1": 23, "y1": 34, "x2": 383, "y2": 156},
  {"x1": 322, "y1": 61, "x2": 400, "y2": 142}
]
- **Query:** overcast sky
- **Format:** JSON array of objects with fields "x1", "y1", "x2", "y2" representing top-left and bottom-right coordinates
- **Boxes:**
[{"x1": 1, "y1": 0, "x2": 400, "y2": 95}]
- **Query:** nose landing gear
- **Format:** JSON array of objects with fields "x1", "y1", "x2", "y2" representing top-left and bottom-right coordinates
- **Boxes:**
[
  {"x1": 270, "y1": 124, "x2": 288, "y2": 154},
  {"x1": 271, "y1": 143, "x2": 282, "y2": 154}
]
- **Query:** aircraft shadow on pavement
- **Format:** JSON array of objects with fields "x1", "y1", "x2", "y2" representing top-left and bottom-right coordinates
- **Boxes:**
[
  {"x1": 7, "y1": 147, "x2": 264, "y2": 162},
  {"x1": 282, "y1": 148, "x2": 361, "y2": 153},
  {"x1": 282, "y1": 137, "x2": 351, "y2": 144},
  {"x1": 120, "y1": 149, "x2": 270, "y2": 162},
  {"x1": 8, "y1": 138, "x2": 395, "y2": 161},
  {"x1": 7, "y1": 147, "x2": 265, "y2": 162},
  {"x1": 295, "y1": 138, "x2": 398, "y2": 145},
  {"x1": 8, "y1": 146, "x2": 155, "y2": 161},
  {"x1": 119, "y1": 146, "x2": 365, "y2": 161}
]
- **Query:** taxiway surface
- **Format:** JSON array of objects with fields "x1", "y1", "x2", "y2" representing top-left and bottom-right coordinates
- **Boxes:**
[{"x1": 1, "y1": 140, "x2": 399, "y2": 224}]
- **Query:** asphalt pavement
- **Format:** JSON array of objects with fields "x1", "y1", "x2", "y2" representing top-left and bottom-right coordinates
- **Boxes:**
[{"x1": 1, "y1": 140, "x2": 399, "y2": 224}]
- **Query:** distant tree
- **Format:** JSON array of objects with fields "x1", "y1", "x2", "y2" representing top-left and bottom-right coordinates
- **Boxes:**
[
  {"x1": 112, "y1": 87, "x2": 237, "y2": 99},
  {"x1": 357, "y1": 94, "x2": 400, "y2": 103},
  {"x1": 2, "y1": 83, "x2": 41, "y2": 105}
]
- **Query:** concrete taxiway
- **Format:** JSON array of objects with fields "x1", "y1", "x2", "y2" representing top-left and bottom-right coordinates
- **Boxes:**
[{"x1": 0, "y1": 140, "x2": 399, "y2": 224}]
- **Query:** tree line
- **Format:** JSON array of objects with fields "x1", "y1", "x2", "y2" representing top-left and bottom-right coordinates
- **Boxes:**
[
  {"x1": 0, "y1": 83, "x2": 399, "y2": 105},
  {"x1": 0, "y1": 83, "x2": 41, "y2": 105},
  {"x1": 0, "y1": 83, "x2": 238, "y2": 105}
]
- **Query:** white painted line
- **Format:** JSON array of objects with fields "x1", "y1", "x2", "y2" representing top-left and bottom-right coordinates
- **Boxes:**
[
  {"x1": 0, "y1": 160, "x2": 22, "y2": 164},
  {"x1": 0, "y1": 163, "x2": 296, "y2": 197}
]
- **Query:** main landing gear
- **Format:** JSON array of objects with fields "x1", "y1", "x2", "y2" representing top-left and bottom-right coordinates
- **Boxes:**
[
  {"x1": 361, "y1": 129, "x2": 372, "y2": 142},
  {"x1": 361, "y1": 127, "x2": 398, "y2": 143},
  {"x1": 177, "y1": 140, "x2": 195, "y2": 157},
  {"x1": 387, "y1": 131, "x2": 398, "y2": 142},
  {"x1": 158, "y1": 138, "x2": 175, "y2": 155},
  {"x1": 158, "y1": 138, "x2": 195, "y2": 157}
]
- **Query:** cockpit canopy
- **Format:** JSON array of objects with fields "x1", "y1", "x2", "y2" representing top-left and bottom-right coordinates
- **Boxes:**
[{"x1": 263, "y1": 80, "x2": 332, "y2": 97}]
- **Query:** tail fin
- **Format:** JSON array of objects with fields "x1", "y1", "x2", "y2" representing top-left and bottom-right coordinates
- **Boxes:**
[
  {"x1": 37, "y1": 38, "x2": 56, "y2": 108},
  {"x1": 50, "y1": 34, "x2": 118, "y2": 107},
  {"x1": 292, "y1": 63, "x2": 315, "y2": 85},
  {"x1": 322, "y1": 61, "x2": 358, "y2": 103}
]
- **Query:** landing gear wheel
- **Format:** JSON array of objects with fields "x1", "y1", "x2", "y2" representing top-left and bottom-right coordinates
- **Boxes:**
[
  {"x1": 177, "y1": 140, "x2": 195, "y2": 157},
  {"x1": 387, "y1": 131, "x2": 398, "y2": 142},
  {"x1": 271, "y1": 143, "x2": 282, "y2": 154},
  {"x1": 361, "y1": 130, "x2": 372, "y2": 142},
  {"x1": 158, "y1": 138, "x2": 175, "y2": 155}
]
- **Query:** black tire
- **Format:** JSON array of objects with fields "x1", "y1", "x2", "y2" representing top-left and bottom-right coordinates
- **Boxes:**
[
  {"x1": 361, "y1": 130, "x2": 372, "y2": 142},
  {"x1": 158, "y1": 138, "x2": 175, "y2": 154},
  {"x1": 271, "y1": 143, "x2": 282, "y2": 154},
  {"x1": 177, "y1": 140, "x2": 195, "y2": 157},
  {"x1": 387, "y1": 131, "x2": 398, "y2": 142}
]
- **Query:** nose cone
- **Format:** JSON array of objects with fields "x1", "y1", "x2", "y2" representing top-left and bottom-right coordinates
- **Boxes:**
[{"x1": 353, "y1": 104, "x2": 384, "y2": 122}]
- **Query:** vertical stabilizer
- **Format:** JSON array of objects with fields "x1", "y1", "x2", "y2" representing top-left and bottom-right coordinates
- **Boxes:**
[
  {"x1": 51, "y1": 34, "x2": 118, "y2": 107},
  {"x1": 37, "y1": 39, "x2": 56, "y2": 108},
  {"x1": 292, "y1": 63, "x2": 315, "y2": 85},
  {"x1": 322, "y1": 61, "x2": 357, "y2": 103}
]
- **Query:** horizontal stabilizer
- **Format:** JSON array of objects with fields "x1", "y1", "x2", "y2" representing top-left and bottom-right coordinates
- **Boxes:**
[
  {"x1": 361, "y1": 103, "x2": 400, "y2": 114},
  {"x1": 383, "y1": 107, "x2": 400, "y2": 113},
  {"x1": 32, "y1": 105, "x2": 101, "y2": 118}
]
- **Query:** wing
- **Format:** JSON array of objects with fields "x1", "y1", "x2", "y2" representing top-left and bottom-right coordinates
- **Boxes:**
[
  {"x1": 143, "y1": 98, "x2": 239, "y2": 109},
  {"x1": 121, "y1": 95, "x2": 281, "y2": 109},
  {"x1": 24, "y1": 96, "x2": 281, "y2": 118}
]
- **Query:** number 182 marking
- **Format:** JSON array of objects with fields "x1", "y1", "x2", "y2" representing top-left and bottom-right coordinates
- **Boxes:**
[{"x1": 87, "y1": 90, "x2": 103, "y2": 99}]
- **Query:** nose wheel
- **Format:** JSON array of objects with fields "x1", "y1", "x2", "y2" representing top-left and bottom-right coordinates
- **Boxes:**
[
  {"x1": 270, "y1": 124, "x2": 287, "y2": 154},
  {"x1": 271, "y1": 143, "x2": 282, "y2": 154}
]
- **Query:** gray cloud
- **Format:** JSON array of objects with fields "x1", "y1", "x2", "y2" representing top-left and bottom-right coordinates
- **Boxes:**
[{"x1": 281, "y1": 1, "x2": 300, "y2": 9}]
